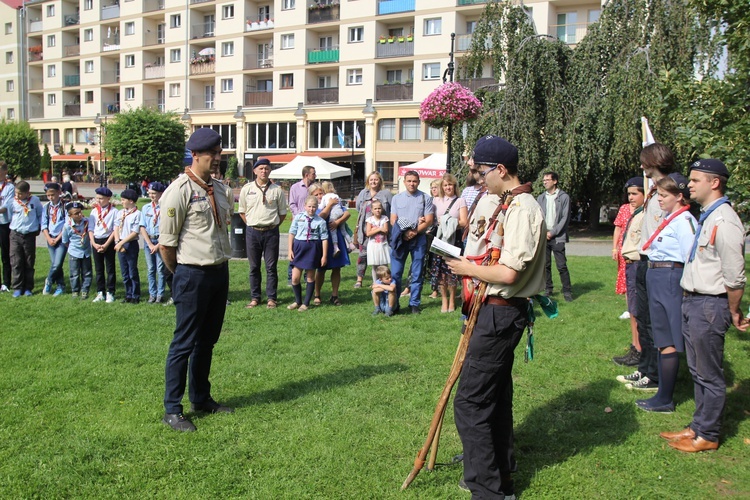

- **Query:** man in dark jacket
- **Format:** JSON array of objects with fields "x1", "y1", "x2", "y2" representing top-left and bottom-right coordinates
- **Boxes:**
[{"x1": 537, "y1": 171, "x2": 573, "y2": 301}]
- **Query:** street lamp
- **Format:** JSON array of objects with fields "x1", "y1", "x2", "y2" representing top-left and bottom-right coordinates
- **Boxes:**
[
  {"x1": 442, "y1": 33, "x2": 456, "y2": 173},
  {"x1": 93, "y1": 113, "x2": 108, "y2": 187}
]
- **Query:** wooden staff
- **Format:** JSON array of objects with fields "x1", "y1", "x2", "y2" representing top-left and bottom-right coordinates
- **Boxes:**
[{"x1": 401, "y1": 248, "x2": 501, "y2": 490}]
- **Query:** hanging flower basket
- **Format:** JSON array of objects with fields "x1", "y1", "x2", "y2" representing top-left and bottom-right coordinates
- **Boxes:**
[{"x1": 419, "y1": 82, "x2": 482, "y2": 128}]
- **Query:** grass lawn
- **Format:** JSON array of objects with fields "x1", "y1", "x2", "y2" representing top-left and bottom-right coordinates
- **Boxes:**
[{"x1": 1, "y1": 252, "x2": 749, "y2": 498}]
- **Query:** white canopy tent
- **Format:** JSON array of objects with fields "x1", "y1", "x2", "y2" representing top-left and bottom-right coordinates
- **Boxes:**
[
  {"x1": 397, "y1": 153, "x2": 448, "y2": 193},
  {"x1": 270, "y1": 155, "x2": 351, "y2": 180}
]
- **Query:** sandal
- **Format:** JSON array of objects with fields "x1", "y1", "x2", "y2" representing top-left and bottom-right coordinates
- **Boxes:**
[
  {"x1": 313, "y1": 296, "x2": 321, "y2": 306},
  {"x1": 245, "y1": 299, "x2": 260, "y2": 309},
  {"x1": 287, "y1": 303, "x2": 299, "y2": 310},
  {"x1": 329, "y1": 296, "x2": 342, "y2": 306},
  {"x1": 354, "y1": 281, "x2": 362, "y2": 289},
  {"x1": 267, "y1": 300, "x2": 277, "y2": 309},
  {"x1": 298, "y1": 305, "x2": 309, "y2": 312}
]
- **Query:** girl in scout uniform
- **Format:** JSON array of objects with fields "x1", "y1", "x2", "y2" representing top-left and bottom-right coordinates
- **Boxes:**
[
  {"x1": 287, "y1": 195, "x2": 328, "y2": 311},
  {"x1": 41, "y1": 183, "x2": 68, "y2": 296},
  {"x1": 140, "y1": 182, "x2": 167, "y2": 303},
  {"x1": 113, "y1": 189, "x2": 142, "y2": 303}
]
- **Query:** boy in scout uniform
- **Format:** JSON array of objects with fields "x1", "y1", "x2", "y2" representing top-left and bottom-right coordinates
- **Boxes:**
[
  {"x1": 661, "y1": 159, "x2": 748, "y2": 452},
  {"x1": 447, "y1": 135, "x2": 546, "y2": 498},
  {"x1": 159, "y1": 128, "x2": 234, "y2": 432}
]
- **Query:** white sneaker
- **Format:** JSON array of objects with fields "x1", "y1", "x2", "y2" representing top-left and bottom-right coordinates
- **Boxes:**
[
  {"x1": 618, "y1": 311, "x2": 630, "y2": 320},
  {"x1": 0, "y1": 284, "x2": 9, "y2": 292},
  {"x1": 43, "y1": 279, "x2": 52, "y2": 295},
  {"x1": 92, "y1": 292, "x2": 105, "y2": 302},
  {"x1": 106, "y1": 292, "x2": 115, "y2": 303}
]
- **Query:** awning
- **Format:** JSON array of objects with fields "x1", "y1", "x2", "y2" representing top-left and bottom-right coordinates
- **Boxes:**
[
  {"x1": 52, "y1": 154, "x2": 102, "y2": 161},
  {"x1": 260, "y1": 151, "x2": 359, "y2": 164}
]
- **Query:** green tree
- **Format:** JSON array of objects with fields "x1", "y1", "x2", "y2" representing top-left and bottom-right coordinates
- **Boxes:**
[
  {"x1": 103, "y1": 107, "x2": 186, "y2": 183},
  {"x1": 0, "y1": 120, "x2": 41, "y2": 179},
  {"x1": 226, "y1": 155, "x2": 238, "y2": 181},
  {"x1": 40, "y1": 143, "x2": 52, "y2": 176}
]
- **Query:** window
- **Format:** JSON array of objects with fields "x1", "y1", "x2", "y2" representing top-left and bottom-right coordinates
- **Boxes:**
[
  {"x1": 318, "y1": 75, "x2": 332, "y2": 88},
  {"x1": 7, "y1": 108, "x2": 15, "y2": 120},
  {"x1": 47, "y1": 35, "x2": 56, "y2": 47},
  {"x1": 170, "y1": 49, "x2": 181, "y2": 62},
  {"x1": 47, "y1": 65, "x2": 56, "y2": 77},
  {"x1": 307, "y1": 120, "x2": 364, "y2": 149},
  {"x1": 221, "y1": 78, "x2": 234, "y2": 92},
  {"x1": 4, "y1": 23, "x2": 11, "y2": 35},
  {"x1": 84, "y1": 90, "x2": 94, "y2": 103},
  {"x1": 556, "y1": 13, "x2": 578, "y2": 43},
  {"x1": 221, "y1": 42, "x2": 234, "y2": 57},
  {"x1": 64, "y1": 129, "x2": 74, "y2": 144},
  {"x1": 84, "y1": 60, "x2": 94, "y2": 73},
  {"x1": 280, "y1": 73, "x2": 294, "y2": 89},
  {"x1": 466, "y1": 21, "x2": 477, "y2": 34},
  {"x1": 84, "y1": 0, "x2": 93, "y2": 10},
  {"x1": 170, "y1": 14, "x2": 181, "y2": 29},
  {"x1": 169, "y1": 83, "x2": 180, "y2": 97},
  {"x1": 5, "y1": 52, "x2": 12, "y2": 64},
  {"x1": 125, "y1": 54, "x2": 135, "y2": 67},
  {"x1": 347, "y1": 69, "x2": 362, "y2": 85},
  {"x1": 247, "y1": 122, "x2": 297, "y2": 149},
  {"x1": 6, "y1": 80, "x2": 14, "y2": 92},
  {"x1": 281, "y1": 34, "x2": 295, "y2": 49},
  {"x1": 47, "y1": 93, "x2": 56, "y2": 105},
  {"x1": 400, "y1": 118, "x2": 420, "y2": 140},
  {"x1": 125, "y1": 87, "x2": 135, "y2": 100},
  {"x1": 319, "y1": 36, "x2": 333, "y2": 50},
  {"x1": 84, "y1": 28, "x2": 93, "y2": 42},
  {"x1": 588, "y1": 9, "x2": 601, "y2": 23},
  {"x1": 423, "y1": 63, "x2": 440, "y2": 80},
  {"x1": 222, "y1": 4, "x2": 234, "y2": 19},
  {"x1": 426, "y1": 125, "x2": 443, "y2": 141},
  {"x1": 125, "y1": 22, "x2": 135, "y2": 36},
  {"x1": 282, "y1": 0, "x2": 295, "y2": 10},
  {"x1": 386, "y1": 69, "x2": 402, "y2": 83},
  {"x1": 46, "y1": 5, "x2": 55, "y2": 17},
  {"x1": 378, "y1": 118, "x2": 395, "y2": 140},
  {"x1": 348, "y1": 26, "x2": 364, "y2": 43},
  {"x1": 376, "y1": 161, "x2": 394, "y2": 183},
  {"x1": 424, "y1": 18, "x2": 441, "y2": 36}
]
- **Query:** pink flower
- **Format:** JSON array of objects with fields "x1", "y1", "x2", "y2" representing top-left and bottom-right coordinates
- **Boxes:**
[{"x1": 419, "y1": 82, "x2": 482, "y2": 128}]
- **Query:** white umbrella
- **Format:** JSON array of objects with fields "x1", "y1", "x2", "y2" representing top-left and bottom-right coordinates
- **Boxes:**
[
  {"x1": 198, "y1": 47, "x2": 216, "y2": 56},
  {"x1": 270, "y1": 156, "x2": 350, "y2": 180}
]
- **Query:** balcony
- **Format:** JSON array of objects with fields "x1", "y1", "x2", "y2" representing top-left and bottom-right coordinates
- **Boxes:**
[
  {"x1": 307, "y1": 47, "x2": 339, "y2": 64},
  {"x1": 144, "y1": 31, "x2": 165, "y2": 46},
  {"x1": 64, "y1": 14, "x2": 79, "y2": 26},
  {"x1": 29, "y1": 20, "x2": 43, "y2": 32},
  {"x1": 245, "y1": 90, "x2": 272, "y2": 107},
  {"x1": 190, "y1": 95, "x2": 215, "y2": 110},
  {"x1": 64, "y1": 74, "x2": 81, "y2": 87},
  {"x1": 102, "y1": 37, "x2": 121, "y2": 52},
  {"x1": 245, "y1": 18, "x2": 274, "y2": 32},
  {"x1": 191, "y1": 21, "x2": 215, "y2": 38},
  {"x1": 29, "y1": 78, "x2": 43, "y2": 90},
  {"x1": 457, "y1": 77, "x2": 497, "y2": 92},
  {"x1": 144, "y1": 64, "x2": 165, "y2": 79},
  {"x1": 375, "y1": 83, "x2": 413, "y2": 101},
  {"x1": 143, "y1": 99, "x2": 166, "y2": 112},
  {"x1": 30, "y1": 105, "x2": 44, "y2": 119},
  {"x1": 307, "y1": 87, "x2": 339, "y2": 105},
  {"x1": 28, "y1": 48, "x2": 43, "y2": 62},
  {"x1": 143, "y1": 0, "x2": 165, "y2": 13},
  {"x1": 190, "y1": 0, "x2": 213, "y2": 4},
  {"x1": 102, "y1": 70, "x2": 120, "y2": 84},
  {"x1": 64, "y1": 44, "x2": 80, "y2": 57},
  {"x1": 307, "y1": 4, "x2": 340, "y2": 24},
  {"x1": 375, "y1": 39, "x2": 413, "y2": 58},
  {"x1": 244, "y1": 53, "x2": 274, "y2": 70},
  {"x1": 101, "y1": 3, "x2": 120, "y2": 20},
  {"x1": 377, "y1": 0, "x2": 415, "y2": 15},
  {"x1": 103, "y1": 102, "x2": 120, "y2": 115},
  {"x1": 457, "y1": 0, "x2": 487, "y2": 5},
  {"x1": 552, "y1": 23, "x2": 591, "y2": 45},
  {"x1": 190, "y1": 61, "x2": 215, "y2": 75},
  {"x1": 64, "y1": 103, "x2": 81, "y2": 117}
]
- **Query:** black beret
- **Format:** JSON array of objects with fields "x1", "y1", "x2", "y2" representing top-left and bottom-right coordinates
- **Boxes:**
[
  {"x1": 254, "y1": 158, "x2": 271, "y2": 169},
  {"x1": 95, "y1": 187, "x2": 113, "y2": 197},
  {"x1": 688, "y1": 158, "x2": 730, "y2": 178},
  {"x1": 473, "y1": 135, "x2": 518, "y2": 168},
  {"x1": 624, "y1": 177, "x2": 644, "y2": 189},
  {"x1": 65, "y1": 201, "x2": 84, "y2": 211},
  {"x1": 186, "y1": 128, "x2": 222, "y2": 152},
  {"x1": 120, "y1": 189, "x2": 139, "y2": 201},
  {"x1": 44, "y1": 182, "x2": 61, "y2": 191},
  {"x1": 668, "y1": 172, "x2": 691, "y2": 199},
  {"x1": 148, "y1": 181, "x2": 166, "y2": 192}
]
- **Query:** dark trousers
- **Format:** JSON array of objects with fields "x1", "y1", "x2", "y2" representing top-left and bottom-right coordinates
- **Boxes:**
[
  {"x1": 545, "y1": 240, "x2": 572, "y2": 294},
  {"x1": 92, "y1": 237, "x2": 116, "y2": 294},
  {"x1": 69, "y1": 255, "x2": 92, "y2": 293},
  {"x1": 246, "y1": 227, "x2": 280, "y2": 301},
  {"x1": 117, "y1": 242, "x2": 141, "y2": 299},
  {"x1": 682, "y1": 294, "x2": 731, "y2": 442},
  {"x1": 164, "y1": 262, "x2": 229, "y2": 414},
  {"x1": 454, "y1": 303, "x2": 526, "y2": 498},
  {"x1": 1, "y1": 223, "x2": 12, "y2": 287},
  {"x1": 9, "y1": 230, "x2": 37, "y2": 292},
  {"x1": 635, "y1": 259, "x2": 658, "y2": 381}
]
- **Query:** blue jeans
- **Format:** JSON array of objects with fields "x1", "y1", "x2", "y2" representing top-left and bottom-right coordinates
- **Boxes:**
[
  {"x1": 46, "y1": 241, "x2": 68, "y2": 288},
  {"x1": 118, "y1": 242, "x2": 141, "y2": 299},
  {"x1": 69, "y1": 255, "x2": 92, "y2": 293},
  {"x1": 390, "y1": 233, "x2": 427, "y2": 309},
  {"x1": 144, "y1": 238, "x2": 166, "y2": 298}
]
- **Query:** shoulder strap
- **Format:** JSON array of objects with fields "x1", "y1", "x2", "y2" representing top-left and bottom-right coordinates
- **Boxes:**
[{"x1": 444, "y1": 197, "x2": 458, "y2": 215}]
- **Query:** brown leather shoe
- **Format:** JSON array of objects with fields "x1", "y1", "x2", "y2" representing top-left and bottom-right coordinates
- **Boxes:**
[
  {"x1": 668, "y1": 436, "x2": 719, "y2": 453},
  {"x1": 659, "y1": 427, "x2": 695, "y2": 441}
]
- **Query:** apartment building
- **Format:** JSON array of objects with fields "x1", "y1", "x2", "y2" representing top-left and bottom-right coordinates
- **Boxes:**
[
  {"x1": 1, "y1": 0, "x2": 24, "y2": 121},
  {"x1": 16, "y1": 0, "x2": 603, "y2": 182}
]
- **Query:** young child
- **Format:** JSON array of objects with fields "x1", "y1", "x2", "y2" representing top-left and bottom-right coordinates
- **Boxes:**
[
  {"x1": 62, "y1": 201, "x2": 92, "y2": 298},
  {"x1": 139, "y1": 181, "x2": 166, "y2": 303},
  {"x1": 365, "y1": 199, "x2": 391, "y2": 281},
  {"x1": 0, "y1": 181, "x2": 43, "y2": 297},
  {"x1": 88, "y1": 187, "x2": 118, "y2": 303},
  {"x1": 371, "y1": 265, "x2": 396, "y2": 316},
  {"x1": 114, "y1": 189, "x2": 142, "y2": 304},
  {"x1": 41, "y1": 182, "x2": 67, "y2": 296},
  {"x1": 320, "y1": 181, "x2": 349, "y2": 256},
  {"x1": 287, "y1": 195, "x2": 328, "y2": 311}
]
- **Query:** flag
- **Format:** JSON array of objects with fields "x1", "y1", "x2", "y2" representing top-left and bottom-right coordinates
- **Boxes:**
[
  {"x1": 354, "y1": 126, "x2": 362, "y2": 147},
  {"x1": 641, "y1": 116, "x2": 655, "y2": 148},
  {"x1": 337, "y1": 127, "x2": 345, "y2": 147}
]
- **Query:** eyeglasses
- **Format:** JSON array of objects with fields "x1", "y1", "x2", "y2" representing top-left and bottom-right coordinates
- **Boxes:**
[{"x1": 477, "y1": 165, "x2": 498, "y2": 178}]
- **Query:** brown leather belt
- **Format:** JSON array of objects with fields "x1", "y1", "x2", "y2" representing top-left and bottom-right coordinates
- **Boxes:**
[
  {"x1": 683, "y1": 291, "x2": 728, "y2": 299},
  {"x1": 624, "y1": 258, "x2": 634, "y2": 264},
  {"x1": 250, "y1": 225, "x2": 276, "y2": 232},
  {"x1": 647, "y1": 261, "x2": 684, "y2": 269},
  {"x1": 485, "y1": 296, "x2": 527, "y2": 308}
]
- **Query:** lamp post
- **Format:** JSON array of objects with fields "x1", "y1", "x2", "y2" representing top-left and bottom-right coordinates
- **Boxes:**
[
  {"x1": 442, "y1": 33, "x2": 456, "y2": 174},
  {"x1": 93, "y1": 113, "x2": 108, "y2": 187}
]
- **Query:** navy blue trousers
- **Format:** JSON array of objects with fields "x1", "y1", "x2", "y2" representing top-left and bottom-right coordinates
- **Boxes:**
[
  {"x1": 635, "y1": 259, "x2": 658, "y2": 381},
  {"x1": 117, "y1": 242, "x2": 140, "y2": 300}
]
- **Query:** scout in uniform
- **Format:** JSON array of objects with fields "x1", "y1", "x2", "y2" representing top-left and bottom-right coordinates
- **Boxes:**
[
  {"x1": 0, "y1": 160, "x2": 14, "y2": 292},
  {"x1": 0, "y1": 181, "x2": 43, "y2": 297},
  {"x1": 113, "y1": 189, "x2": 142, "y2": 303},
  {"x1": 139, "y1": 181, "x2": 167, "y2": 303},
  {"x1": 88, "y1": 187, "x2": 119, "y2": 303},
  {"x1": 41, "y1": 182, "x2": 68, "y2": 296},
  {"x1": 159, "y1": 128, "x2": 233, "y2": 432},
  {"x1": 62, "y1": 202, "x2": 93, "y2": 298}
]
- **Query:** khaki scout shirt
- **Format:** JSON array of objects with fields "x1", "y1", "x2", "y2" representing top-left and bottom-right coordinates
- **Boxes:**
[
  {"x1": 681, "y1": 201, "x2": 746, "y2": 295},
  {"x1": 620, "y1": 210, "x2": 645, "y2": 261},
  {"x1": 639, "y1": 186, "x2": 665, "y2": 257},
  {"x1": 238, "y1": 181, "x2": 286, "y2": 227},
  {"x1": 159, "y1": 173, "x2": 232, "y2": 266}
]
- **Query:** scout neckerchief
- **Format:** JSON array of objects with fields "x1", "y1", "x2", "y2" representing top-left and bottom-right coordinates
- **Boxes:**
[
  {"x1": 95, "y1": 204, "x2": 113, "y2": 231},
  {"x1": 184, "y1": 167, "x2": 221, "y2": 228},
  {"x1": 16, "y1": 195, "x2": 32, "y2": 216},
  {"x1": 620, "y1": 205, "x2": 644, "y2": 247},
  {"x1": 150, "y1": 201, "x2": 160, "y2": 227},
  {"x1": 688, "y1": 196, "x2": 730, "y2": 262},
  {"x1": 641, "y1": 205, "x2": 691, "y2": 251},
  {"x1": 48, "y1": 201, "x2": 62, "y2": 226},
  {"x1": 255, "y1": 179, "x2": 271, "y2": 204},
  {"x1": 119, "y1": 206, "x2": 136, "y2": 226},
  {"x1": 70, "y1": 218, "x2": 89, "y2": 245},
  {"x1": 462, "y1": 187, "x2": 487, "y2": 242}
]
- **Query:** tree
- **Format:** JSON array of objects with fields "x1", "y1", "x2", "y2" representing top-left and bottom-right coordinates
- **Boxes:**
[
  {"x1": 0, "y1": 120, "x2": 41, "y2": 179},
  {"x1": 103, "y1": 107, "x2": 187, "y2": 183},
  {"x1": 226, "y1": 154, "x2": 238, "y2": 181},
  {"x1": 40, "y1": 143, "x2": 52, "y2": 176}
]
